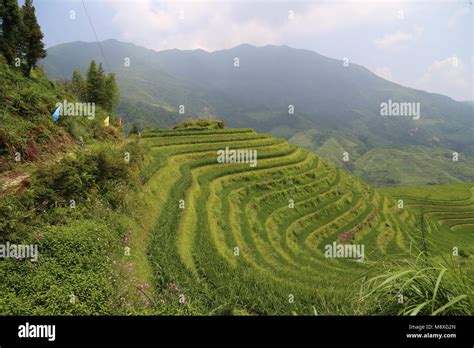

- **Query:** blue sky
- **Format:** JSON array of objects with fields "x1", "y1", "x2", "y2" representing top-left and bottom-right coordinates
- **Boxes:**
[{"x1": 32, "y1": 0, "x2": 473, "y2": 100}]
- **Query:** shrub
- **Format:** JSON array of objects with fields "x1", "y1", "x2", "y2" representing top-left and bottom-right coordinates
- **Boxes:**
[
  {"x1": 0, "y1": 220, "x2": 124, "y2": 315},
  {"x1": 0, "y1": 191, "x2": 36, "y2": 242},
  {"x1": 173, "y1": 118, "x2": 224, "y2": 130}
]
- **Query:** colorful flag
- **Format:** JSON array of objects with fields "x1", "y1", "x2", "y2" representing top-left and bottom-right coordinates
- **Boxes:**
[
  {"x1": 118, "y1": 118, "x2": 123, "y2": 126},
  {"x1": 103, "y1": 116, "x2": 110, "y2": 127},
  {"x1": 52, "y1": 105, "x2": 61, "y2": 122}
]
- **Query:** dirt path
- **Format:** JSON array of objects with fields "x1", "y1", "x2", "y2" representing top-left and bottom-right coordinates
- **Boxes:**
[
  {"x1": 1, "y1": 172, "x2": 31, "y2": 194},
  {"x1": 0, "y1": 148, "x2": 75, "y2": 195}
]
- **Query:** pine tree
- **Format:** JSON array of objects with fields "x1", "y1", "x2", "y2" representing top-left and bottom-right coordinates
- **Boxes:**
[
  {"x1": 21, "y1": 0, "x2": 46, "y2": 76},
  {"x1": 71, "y1": 68, "x2": 85, "y2": 99},
  {"x1": 85, "y1": 60, "x2": 119, "y2": 112},
  {"x1": 86, "y1": 60, "x2": 102, "y2": 104},
  {"x1": 0, "y1": 0, "x2": 23, "y2": 66},
  {"x1": 96, "y1": 62, "x2": 107, "y2": 106},
  {"x1": 103, "y1": 73, "x2": 118, "y2": 112}
]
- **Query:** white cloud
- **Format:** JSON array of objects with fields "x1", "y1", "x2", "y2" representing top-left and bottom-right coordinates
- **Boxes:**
[
  {"x1": 374, "y1": 67, "x2": 393, "y2": 81},
  {"x1": 108, "y1": 1, "x2": 279, "y2": 51},
  {"x1": 414, "y1": 57, "x2": 471, "y2": 101},
  {"x1": 100, "y1": 1, "x2": 472, "y2": 101},
  {"x1": 106, "y1": 0, "x2": 411, "y2": 51},
  {"x1": 373, "y1": 25, "x2": 423, "y2": 48}
]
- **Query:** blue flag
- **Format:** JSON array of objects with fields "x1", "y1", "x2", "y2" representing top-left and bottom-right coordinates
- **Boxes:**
[{"x1": 52, "y1": 105, "x2": 61, "y2": 122}]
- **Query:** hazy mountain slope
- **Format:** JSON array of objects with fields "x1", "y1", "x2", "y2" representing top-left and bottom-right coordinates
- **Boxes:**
[
  {"x1": 43, "y1": 40, "x2": 472, "y2": 145},
  {"x1": 45, "y1": 40, "x2": 223, "y2": 124},
  {"x1": 154, "y1": 43, "x2": 472, "y2": 151},
  {"x1": 289, "y1": 129, "x2": 474, "y2": 187},
  {"x1": 41, "y1": 40, "x2": 474, "y2": 186},
  {"x1": 353, "y1": 147, "x2": 474, "y2": 187}
]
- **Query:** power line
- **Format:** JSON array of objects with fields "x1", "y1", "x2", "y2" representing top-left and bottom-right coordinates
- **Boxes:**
[{"x1": 81, "y1": 0, "x2": 111, "y2": 74}]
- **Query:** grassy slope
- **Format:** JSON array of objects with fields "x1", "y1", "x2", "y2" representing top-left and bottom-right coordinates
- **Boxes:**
[
  {"x1": 135, "y1": 127, "x2": 472, "y2": 315},
  {"x1": 354, "y1": 148, "x2": 474, "y2": 187},
  {"x1": 382, "y1": 183, "x2": 474, "y2": 281},
  {"x1": 1, "y1": 58, "x2": 471, "y2": 315},
  {"x1": 0, "y1": 59, "x2": 70, "y2": 172},
  {"x1": 0, "y1": 59, "x2": 155, "y2": 315},
  {"x1": 290, "y1": 128, "x2": 474, "y2": 187}
]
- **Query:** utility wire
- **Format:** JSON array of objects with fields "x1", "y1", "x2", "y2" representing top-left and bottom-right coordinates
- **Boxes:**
[{"x1": 81, "y1": 0, "x2": 112, "y2": 74}]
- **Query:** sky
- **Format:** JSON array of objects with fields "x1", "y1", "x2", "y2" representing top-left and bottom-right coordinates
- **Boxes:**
[{"x1": 32, "y1": 0, "x2": 473, "y2": 101}]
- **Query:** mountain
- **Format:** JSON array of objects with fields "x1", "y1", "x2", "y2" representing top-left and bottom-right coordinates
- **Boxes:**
[
  {"x1": 2, "y1": 52, "x2": 472, "y2": 316},
  {"x1": 41, "y1": 40, "x2": 474, "y2": 186}
]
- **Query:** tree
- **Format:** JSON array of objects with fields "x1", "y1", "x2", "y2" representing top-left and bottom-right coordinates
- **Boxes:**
[
  {"x1": 85, "y1": 60, "x2": 119, "y2": 113},
  {"x1": 86, "y1": 60, "x2": 102, "y2": 104},
  {"x1": 129, "y1": 124, "x2": 139, "y2": 136},
  {"x1": 21, "y1": 0, "x2": 46, "y2": 76},
  {"x1": 0, "y1": 0, "x2": 23, "y2": 65},
  {"x1": 96, "y1": 62, "x2": 108, "y2": 106},
  {"x1": 103, "y1": 73, "x2": 118, "y2": 112},
  {"x1": 71, "y1": 68, "x2": 85, "y2": 99}
]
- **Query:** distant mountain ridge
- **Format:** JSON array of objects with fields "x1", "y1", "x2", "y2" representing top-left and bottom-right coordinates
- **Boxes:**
[{"x1": 41, "y1": 39, "x2": 474, "y2": 186}]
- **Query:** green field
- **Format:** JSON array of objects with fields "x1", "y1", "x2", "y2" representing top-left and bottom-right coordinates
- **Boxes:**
[
  {"x1": 131, "y1": 127, "x2": 473, "y2": 315},
  {"x1": 383, "y1": 183, "x2": 474, "y2": 264},
  {"x1": 290, "y1": 129, "x2": 474, "y2": 187}
]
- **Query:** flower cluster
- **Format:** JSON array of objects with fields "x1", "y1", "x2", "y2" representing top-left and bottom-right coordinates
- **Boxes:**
[{"x1": 169, "y1": 282, "x2": 180, "y2": 292}]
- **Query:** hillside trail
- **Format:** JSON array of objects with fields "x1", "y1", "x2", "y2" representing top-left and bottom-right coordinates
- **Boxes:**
[
  {"x1": 1, "y1": 173, "x2": 31, "y2": 192},
  {"x1": 1, "y1": 135, "x2": 131, "y2": 195},
  {"x1": 0, "y1": 148, "x2": 77, "y2": 195}
]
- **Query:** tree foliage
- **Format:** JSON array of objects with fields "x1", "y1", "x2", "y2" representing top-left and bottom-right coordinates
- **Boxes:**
[
  {"x1": 83, "y1": 60, "x2": 119, "y2": 113},
  {"x1": 0, "y1": 0, "x2": 46, "y2": 76},
  {"x1": 70, "y1": 68, "x2": 85, "y2": 99},
  {"x1": 21, "y1": 0, "x2": 46, "y2": 76},
  {"x1": 0, "y1": 0, "x2": 23, "y2": 65}
]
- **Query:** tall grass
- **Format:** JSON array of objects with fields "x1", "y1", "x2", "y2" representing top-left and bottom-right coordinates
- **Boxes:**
[{"x1": 358, "y1": 252, "x2": 473, "y2": 315}]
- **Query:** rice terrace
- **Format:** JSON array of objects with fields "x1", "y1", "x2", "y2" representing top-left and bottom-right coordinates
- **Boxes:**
[
  {"x1": 0, "y1": 0, "x2": 473, "y2": 328},
  {"x1": 127, "y1": 123, "x2": 473, "y2": 315}
]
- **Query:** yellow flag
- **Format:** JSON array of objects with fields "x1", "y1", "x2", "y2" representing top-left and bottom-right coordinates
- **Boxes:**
[{"x1": 103, "y1": 116, "x2": 110, "y2": 127}]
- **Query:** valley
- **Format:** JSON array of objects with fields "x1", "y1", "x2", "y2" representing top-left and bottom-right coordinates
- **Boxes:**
[{"x1": 41, "y1": 40, "x2": 474, "y2": 187}]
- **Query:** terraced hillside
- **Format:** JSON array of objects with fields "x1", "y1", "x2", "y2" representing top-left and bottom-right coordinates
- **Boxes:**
[
  {"x1": 138, "y1": 127, "x2": 449, "y2": 315},
  {"x1": 383, "y1": 184, "x2": 474, "y2": 279}
]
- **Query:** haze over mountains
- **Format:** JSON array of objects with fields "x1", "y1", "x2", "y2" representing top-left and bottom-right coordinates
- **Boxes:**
[{"x1": 42, "y1": 39, "x2": 474, "y2": 186}]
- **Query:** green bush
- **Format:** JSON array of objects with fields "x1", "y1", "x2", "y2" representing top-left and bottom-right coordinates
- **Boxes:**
[
  {"x1": 0, "y1": 191, "x2": 36, "y2": 242},
  {"x1": 1, "y1": 140, "x2": 146, "y2": 242},
  {"x1": 173, "y1": 118, "x2": 224, "y2": 130},
  {"x1": 33, "y1": 142, "x2": 138, "y2": 208},
  {"x1": 0, "y1": 220, "x2": 124, "y2": 315}
]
